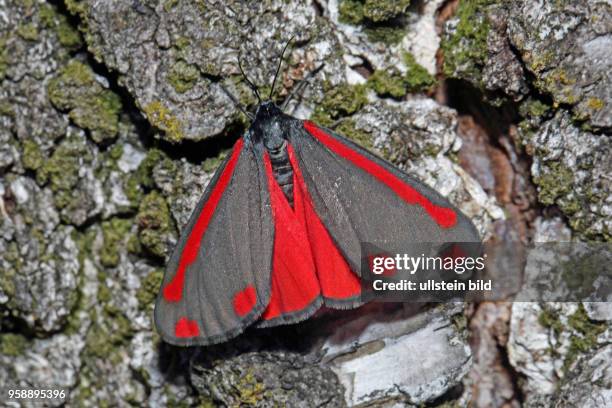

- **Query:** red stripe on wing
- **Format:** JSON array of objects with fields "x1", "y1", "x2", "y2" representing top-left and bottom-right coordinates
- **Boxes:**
[
  {"x1": 163, "y1": 138, "x2": 245, "y2": 302},
  {"x1": 288, "y1": 145, "x2": 361, "y2": 300},
  {"x1": 261, "y1": 152, "x2": 320, "y2": 320},
  {"x1": 303, "y1": 121, "x2": 457, "y2": 229}
]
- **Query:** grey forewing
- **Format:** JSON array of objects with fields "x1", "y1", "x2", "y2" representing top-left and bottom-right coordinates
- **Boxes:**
[
  {"x1": 288, "y1": 123, "x2": 481, "y2": 274},
  {"x1": 154, "y1": 140, "x2": 274, "y2": 346}
]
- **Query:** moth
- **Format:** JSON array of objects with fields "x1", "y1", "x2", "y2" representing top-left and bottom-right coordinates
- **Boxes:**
[{"x1": 155, "y1": 49, "x2": 479, "y2": 346}]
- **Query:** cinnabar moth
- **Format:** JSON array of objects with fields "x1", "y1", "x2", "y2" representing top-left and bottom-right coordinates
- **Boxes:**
[
  {"x1": 155, "y1": 49, "x2": 479, "y2": 346},
  {"x1": 154, "y1": 100, "x2": 480, "y2": 345}
]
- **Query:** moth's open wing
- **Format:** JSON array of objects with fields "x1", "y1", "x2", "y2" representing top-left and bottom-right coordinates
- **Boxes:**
[
  {"x1": 256, "y1": 147, "x2": 362, "y2": 327},
  {"x1": 289, "y1": 121, "x2": 481, "y2": 276},
  {"x1": 154, "y1": 139, "x2": 273, "y2": 346}
]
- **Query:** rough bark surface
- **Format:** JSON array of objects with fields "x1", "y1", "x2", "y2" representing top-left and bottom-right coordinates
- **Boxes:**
[{"x1": 0, "y1": 0, "x2": 609, "y2": 407}]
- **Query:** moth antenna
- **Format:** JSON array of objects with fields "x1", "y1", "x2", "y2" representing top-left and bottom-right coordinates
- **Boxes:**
[
  {"x1": 217, "y1": 82, "x2": 255, "y2": 121},
  {"x1": 281, "y1": 63, "x2": 325, "y2": 111},
  {"x1": 269, "y1": 36, "x2": 295, "y2": 100},
  {"x1": 238, "y1": 55, "x2": 262, "y2": 104}
]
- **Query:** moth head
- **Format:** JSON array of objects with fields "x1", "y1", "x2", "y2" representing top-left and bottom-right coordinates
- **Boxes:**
[
  {"x1": 250, "y1": 102, "x2": 288, "y2": 149},
  {"x1": 255, "y1": 101, "x2": 282, "y2": 120}
]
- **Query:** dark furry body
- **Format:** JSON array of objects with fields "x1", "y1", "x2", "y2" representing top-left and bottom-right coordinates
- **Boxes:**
[{"x1": 249, "y1": 102, "x2": 296, "y2": 205}]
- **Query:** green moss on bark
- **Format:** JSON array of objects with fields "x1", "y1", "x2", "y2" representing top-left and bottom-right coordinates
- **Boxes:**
[
  {"x1": 538, "y1": 308, "x2": 564, "y2": 338},
  {"x1": 136, "y1": 269, "x2": 164, "y2": 309},
  {"x1": 17, "y1": 23, "x2": 39, "y2": 42},
  {"x1": 339, "y1": 0, "x2": 410, "y2": 24},
  {"x1": 310, "y1": 84, "x2": 374, "y2": 149},
  {"x1": 64, "y1": 0, "x2": 88, "y2": 23},
  {"x1": 124, "y1": 148, "x2": 166, "y2": 206},
  {"x1": 174, "y1": 36, "x2": 191, "y2": 52},
  {"x1": 339, "y1": 0, "x2": 410, "y2": 44},
  {"x1": 235, "y1": 371, "x2": 266, "y2": 405},
  {"x1": 0, "y1": 261, "x2": 16, "y2": 301},
  {"x1": 37, "y1": 136, "x2": 91, "y2": 196},
  {"x1": 136, "y1": 191, "x2": 175, "y2": 258},
  {"x1": 441, "y1": 0, "x2": 495, "y2": 82},
  {"x1": 202, "y1": 150, "x2": 229, "y2": 173},
  {"x1": 363, "y1": 0, "x2": 411, "y2": 23},
  {"x1": 367, "y1": 53, "x2": 434, "y2": 98},
  {"x1": 40, "y1": 3, "x2": 82, "y2": 50},
  {"x1": 163, "y1": 0, "x2": 180, "y2": 12},
  {"x1": 334, "y1": 119, "x2": 374, "y2": 150},
  {"x1": 22, "y1": 139, "x2": 45, "y2": 171},
  {"x1": 519, "y1": 98, "x2": 551, "y2": 119},
  {"x1": 533, "y1": 162, "x2": 573, "y2": 206},
  {"x1": 36, "y1": 136, "x2": 99, "y2": 224},
  {"x1": 339, "y1": 0, "x2": 365, "y2": 25},
  {"x1": 0, "y1": 35, "x2": 8, "y2": 80},
  {"x1": 100, "y1": 218, "x2": 133, "y2": 268},
  {"x1": 84, "y1": 307, "x2": 134, "y2": 361},
  {"x1": 311, "y1": 82, "x2": 367, "y2": 125},
  {"x1": 168, "y1": 60, "x2": 200, "y2": 93},
  {"x1": 57, "y1": 20, "x2": 82, "y2": 49},
  {"x1": 561, "y1": 251, "x2": 612, "y2": 299},
  {"x1": 0, "y1": 333, "x2": 29, "y2": 357},
  {"x1": 47, "y1": 60, "x2": 122, "y2": 143},
  {"x1": 39, "y1": 4, "x2": 58, "y2": 28},
  {"x1": 143, "y1": 101, "x2": 184, "y2": 143},
  {"x1": 586, "y1": 97, "x2": 604, "y2": 111},
  {"x1": 564, "y1": 305, "x2": 606, "y2": 371},
  {"x1": 367, "y1": 70, "x2": 406, "y2": 98},
  {"x1": 364, "y1": 26, "x2": 405, "y2": 44},
  {"x1": 403, "y1": 53, "x2": 435, "y2": 91},
  {"x1": 539, "y1": 304, "x2": 606, "y2": 373}
]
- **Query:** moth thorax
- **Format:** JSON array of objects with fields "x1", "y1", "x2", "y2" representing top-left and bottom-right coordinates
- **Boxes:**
[{"x1": 268, "y1": 140, "x2": 294, "y2": 206}]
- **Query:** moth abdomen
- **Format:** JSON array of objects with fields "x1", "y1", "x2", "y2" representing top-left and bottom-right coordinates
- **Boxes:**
[{"x1": 267, "y1": 141, "x2": 294, "y2": 206}]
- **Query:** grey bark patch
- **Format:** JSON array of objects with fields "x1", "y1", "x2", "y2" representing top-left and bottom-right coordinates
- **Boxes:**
[{"x1": 191, "y1": 350, "x2": 347, "y2": 407}]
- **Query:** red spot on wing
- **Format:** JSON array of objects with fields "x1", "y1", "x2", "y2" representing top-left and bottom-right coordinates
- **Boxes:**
[
  {"x1": 261, "y1": 153, "x2": 320, "y2": 320},
  {"x1": 233, "y1": 285, "x2": 257, "y2": 317},
  {"x1": 288, "y1": 145, "x2": 361, "y2": 300},
  {"x1": 175, "y1": 317, "x2": 200, "y2": 338},
  {"x1": 163, "y1": 138, "x2": 245, "y2": 302},
  {"x1": 303, "y1": 121, "x2": 457, "y2": 229}
]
